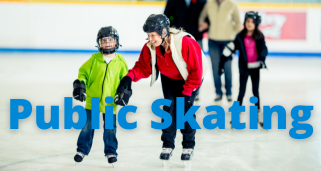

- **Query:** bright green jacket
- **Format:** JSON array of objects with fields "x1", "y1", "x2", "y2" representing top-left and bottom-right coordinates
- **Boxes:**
[{"x1": 78, "y1": 52, "x2": 128, "y2": 114}]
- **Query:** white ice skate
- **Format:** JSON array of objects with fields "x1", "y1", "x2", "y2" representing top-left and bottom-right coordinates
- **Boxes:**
[
  {"x1": 181, "y1": 148, "x2": 193, "y2": 167},
  {"x1": 160, "y1": 148, "x2": 173, "y2": 167}
]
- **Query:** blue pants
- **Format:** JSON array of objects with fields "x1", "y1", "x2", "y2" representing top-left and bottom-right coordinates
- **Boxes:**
[
  {"x1": 76, "y1": 109, "x2": 118, "y2": 156},
  {"x1": 208, "y1": 39, "x2": 232, "y2": 96}
]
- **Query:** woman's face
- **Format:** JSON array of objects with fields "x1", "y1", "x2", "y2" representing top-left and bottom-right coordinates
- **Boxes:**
[
  {"x1": 100, "y1": 37, "x2": 116, "y2": 49},
  {"x1": 147, "y1": 32, "x2": 162, "y2": 47},
  {"x1": 245, "y1": 18, "x2": 256, "y2": 32}
]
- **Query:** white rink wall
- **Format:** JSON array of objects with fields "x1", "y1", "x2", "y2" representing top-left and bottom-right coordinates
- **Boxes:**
[{"x1": 0, "y1": 1, "x2": 321, "y2": 54}]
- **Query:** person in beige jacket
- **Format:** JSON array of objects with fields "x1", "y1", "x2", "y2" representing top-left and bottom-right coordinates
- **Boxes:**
[{"x1": 199, "y1": 0, "x2": 241, "y2": 102}]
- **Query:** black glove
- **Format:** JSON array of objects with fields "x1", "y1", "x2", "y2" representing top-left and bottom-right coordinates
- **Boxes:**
[
  {"x1": 73, "y1": 79, "x2": 86, "y2": 102},
  {"x1": 219, "y1": 42, "x2": 234, "y2": 75},
  {"x1": 115, "y1": 76, "x2": 133, "y2": 106},
  {"x1": 114, "y1": 88, "x2": 132, "y2": 106},
  {"x1": 219, "y1": 55, "x2": 232, "y2": 76},
  {"x1": 117, "y1": 76, "x2": 132, "y2": 92},
  {"x1": 183, "y1": 94, "x2": 192, "y2": 112}
]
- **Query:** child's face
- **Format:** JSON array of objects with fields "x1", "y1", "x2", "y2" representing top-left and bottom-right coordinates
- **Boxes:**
[
  {"x1": 100, "y1": 37, "x2": 116, "y2": 49},
  {"x1": 147, "y1": 31, "x2": 163, "y2": 47},
  {"x1": 245, "y1": 18, "x2": 256, "y2": 32}
]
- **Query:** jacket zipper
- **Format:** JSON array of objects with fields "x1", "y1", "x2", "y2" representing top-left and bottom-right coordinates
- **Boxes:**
[{"x1": 100, "y1": 61, "x2": 108, "y2": 102}]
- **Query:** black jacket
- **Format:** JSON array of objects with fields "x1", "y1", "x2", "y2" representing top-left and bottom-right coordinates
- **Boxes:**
[
  {"x1": 219, "y1": 33, "x2": 268, "y2": 75},
  {"x1": 164, "y1": 0, "x2": 207, "y2": 40},
  {"x1": 229, "y1": 33, "x2": 268, "y2": 76}
]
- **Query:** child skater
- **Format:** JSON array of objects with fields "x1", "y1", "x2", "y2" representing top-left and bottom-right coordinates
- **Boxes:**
[
  {"x1": 72, "y1": 26, "x2": 128, "y2": 165},
  {"x1": 220, "y1": 11, "x2": 268, "y2": 128}
]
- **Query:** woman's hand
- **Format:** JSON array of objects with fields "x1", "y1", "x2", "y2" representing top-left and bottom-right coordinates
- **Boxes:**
[
  {"x1": 117, "y1": 76, "x2": 132, "y2": 92},
  {"x1": 115, "y1": 76, "x2": 133, "y2": 106},
  {"x1": 198, "y1": 22, "x2": 209, "y2": 32},
  {"x1": 183, "y1": 94, "x2": 192, "y2": 112}
]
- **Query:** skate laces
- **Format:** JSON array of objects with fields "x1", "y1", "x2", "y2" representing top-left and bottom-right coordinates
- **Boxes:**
[
  {"x1": 162, "y1": 148, "x2": 172, "y2": 154},
  {"x1": 107, "y1": 154, "x2": 116, "y2": 158},
  {"x1": 76, "y1": 152, "x2": 85, "y2": 158},
  {"x1": 182, "y1": 148, "x2": 193, "y2": 154}
]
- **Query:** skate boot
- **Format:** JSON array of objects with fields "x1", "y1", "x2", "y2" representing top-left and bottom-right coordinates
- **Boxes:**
[
  {"x1": 214, "y1": 94, "x2": 222, "y2": 102},
  {"x1": 181, "y1": 148, "x2": 194, "y2": 167},
  {"x1": 258, "y1": 109, "x2": 263, "y2": 128},
  {"x1": 74, "y1": 152, "x2": 85, "y2": 164},
  {"x1": 214, "y1": 94, "x2": 222, "y2": 105},
  {"x1": 227, "y1": 95, "x2": 232, "y2": 103},
  {"x1": 106, "y1": 154, "x2": 117, "y2": 167},
  {"x1": 160, "y1": 148, "x2": 173, "y2": 166}
]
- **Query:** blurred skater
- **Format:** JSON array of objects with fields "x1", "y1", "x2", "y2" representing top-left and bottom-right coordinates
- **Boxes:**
[{"x1": 220, "y1": 11, "x2": 268, "y2": 128}]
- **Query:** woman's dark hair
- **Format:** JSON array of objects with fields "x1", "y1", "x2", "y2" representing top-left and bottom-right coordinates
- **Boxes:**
[{"x1": 240, "y1": 18, "x2": 263, "y2": 40}]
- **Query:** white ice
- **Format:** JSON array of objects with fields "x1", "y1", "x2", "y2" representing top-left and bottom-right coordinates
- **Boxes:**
[{"x1": 0, "y1": 53, "x2": 320, "y2": 171}]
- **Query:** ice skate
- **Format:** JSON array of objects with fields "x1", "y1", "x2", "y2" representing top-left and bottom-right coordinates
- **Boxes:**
[
  {"x1": 214, "y1": 94, "x2": 222, "y2": 105},
  {"x1": 227, "y1": 95, "x2": 232, "y2": 103},
  {"x1": 74, "y1": 152, "x2": 85, "y2": 165},
  {"x1": 160, "y1": 148, "x2": 173, "y2": 166},
  {"x1": 258, "y1": 109, "x2": 263, "y2": 128},
  {"x1": 106, "y1": 154, "x2": 117, "y2": 167},
  {"x1": 181, "y1": 148, "x2": 193, "y2": 167}
]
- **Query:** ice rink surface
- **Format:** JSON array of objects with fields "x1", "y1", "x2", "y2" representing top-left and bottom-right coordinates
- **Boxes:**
[{"x1": 0, "y1": 53, "x2": 320, "y2": 171}]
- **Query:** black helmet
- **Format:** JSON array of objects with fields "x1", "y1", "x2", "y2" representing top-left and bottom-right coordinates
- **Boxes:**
[
  {"x1": 244, "y1": 11, "x2": 262, "y2": 27},
  {"x1": 96, "y1": 26, "x2": 121, "y2": 54},
  {"x1": 143, "y1": 14, "x2": 170, "y2": 38}
]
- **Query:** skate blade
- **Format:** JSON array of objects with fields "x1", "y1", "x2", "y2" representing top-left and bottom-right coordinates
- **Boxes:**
[
  {"x1": 109, "y1": 161, "x2": 117, "y2": 168},
  {"x1": 162, "y1": 160, "x2": 169, "y2": 167},
  {"x1": 183, "y1": 161, "x2": 192, "y2": 168},
  {"x1": 227, "y1": 101, "x2": 233, "y2": 106},
  {"x1": 214, "y1": 100, "x2": 222, "y2": 105}
]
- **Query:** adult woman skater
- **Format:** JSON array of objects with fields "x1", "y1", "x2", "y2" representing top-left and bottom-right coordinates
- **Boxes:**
[{"x1": 116, "y1": 14, "x2": 207, "y2": 164}]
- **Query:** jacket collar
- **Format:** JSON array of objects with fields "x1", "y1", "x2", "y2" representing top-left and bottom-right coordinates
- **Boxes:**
[{"x1": 94, "y1": 52, "x2": 121, "y2": 63}]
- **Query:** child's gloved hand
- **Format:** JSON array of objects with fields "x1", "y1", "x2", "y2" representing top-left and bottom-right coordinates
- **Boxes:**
[{"x1": 73, "y1": 79, "x2": 86, "y2": 102}]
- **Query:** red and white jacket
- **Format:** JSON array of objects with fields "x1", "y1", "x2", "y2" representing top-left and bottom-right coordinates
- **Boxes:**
[{"x1": 127, "y1": 28, "x2": 208, "y2": 96}]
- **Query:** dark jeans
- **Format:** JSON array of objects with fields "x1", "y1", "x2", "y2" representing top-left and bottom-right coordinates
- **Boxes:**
[
  {"x1": 160, "y1": 74, "x2": 200, "y2": 149},
  {"x1": 237, "y1": 68, "x2": 260, "y2": 109},
  {"x1": 76, "y1": 109, "x2": 118, "y2": 156},
  {"x1": 208, "y1": 39, "x2": 232, "y2": 96}
]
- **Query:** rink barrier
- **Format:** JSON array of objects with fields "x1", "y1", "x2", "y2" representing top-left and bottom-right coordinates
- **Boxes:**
[
  {"x1": 1, "y1": 0, "x2": 321, "y2": 8},
  {"x1": 1, "y1": 1, "x2": 320, "y2": 53},
  {"x1": 10, "y1": 96, "x2": 314, "y2": 139},
  {"x1": 1, "y1": 48, "x2": 321, "y2": 57}
]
